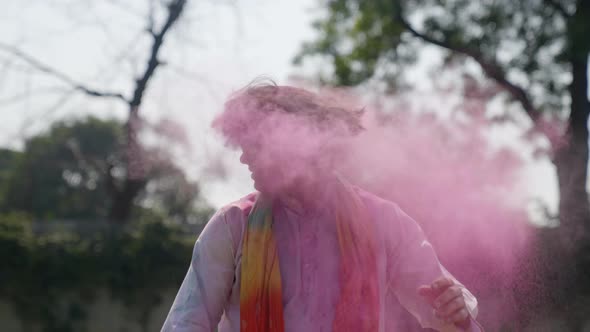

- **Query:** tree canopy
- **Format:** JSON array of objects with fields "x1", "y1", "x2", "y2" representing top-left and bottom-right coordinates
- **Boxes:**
[
  {"x1": 0, "y1": 117, "x2": 212, "y2": 223},
  {"x1": 297, "y1": 0, "x2": 590, "y2": 239},
  {"x1": 297, "y1": 0, "x2": 580, "y2": 115},
  {"x1": 297, "y1": 1, "x2": 590, "y2": 328}
]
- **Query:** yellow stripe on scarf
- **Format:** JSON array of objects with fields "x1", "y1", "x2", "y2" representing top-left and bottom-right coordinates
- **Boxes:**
[{"x1": 240, "y1": 197, "x2": 285, "y2": 332}]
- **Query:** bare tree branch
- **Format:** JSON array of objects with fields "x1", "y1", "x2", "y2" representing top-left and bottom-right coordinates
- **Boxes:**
[
  {"x1": 1, "y1": 0, "x2": 188, "y2": 117},
  {"x1": 393, "y1": 2, "x2": 538, "y2": 120},
  {"x1": 130, "y1": 0, "x2": 187, "y2": 108},
  {"x1": 0, "y1": 57, "x2": 15, "y2": 89},
  {"x1": 167, "y1": 64, "x2": 225, "y2": 100},
  {"x1": 0, "y1": 86, "x2": 69, "y2": 105},
  {"x1": 89, "y1": 29, "x2": 146, "y2": 86},
  {"x1": 0, "y1": 42, "x2": 129, "y2": 103},
  {"x1": 108, "y1": 0, "x2": 188, "y2": 222},
  {"x1": 1, "y1": 0, "x2": 189, "y2": 223},
  {"x1": 104, "y1": 0, "x2": 147, "y2": 22}
]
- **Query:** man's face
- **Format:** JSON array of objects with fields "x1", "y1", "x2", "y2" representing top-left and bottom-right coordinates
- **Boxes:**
[
  {"x1": 239, "y1": 139, "x2": 312, "y2": 195},
  {"x1": 239, "y1": 144, "x2": 264, "y2": 189},
  {"x1": 240, "y1": 146, "x2": 279, "y2": 194}
]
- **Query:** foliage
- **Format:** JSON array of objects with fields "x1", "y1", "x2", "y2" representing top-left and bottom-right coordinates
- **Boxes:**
[
  {"x1": 295, "y1": 0, "x2": 410, "y2": 88},
  {"x1": 0, "y1": 116, "x2": 213, "y2": 223},
  {"x1": 296, "y1": 0, "x2": 583, "y2": 113},
  {"x1": 298, "y1": 0, "x2": 590, "y2": 328},
  {"x1": 0, "y1": 117, "x2": 124, "y2": 219},
  {"x1": 0, "y1": 117, "x2": 212, "y2": 331},
  {"x1": 0, "y1": 149, "x2": 22, "y2": 205},
  {"x1": 0, "y1": 212, "x2": 196, "y2": 332}
]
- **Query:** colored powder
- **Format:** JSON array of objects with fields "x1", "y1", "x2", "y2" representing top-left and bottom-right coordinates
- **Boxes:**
[{"x1": 212, "y1": 83, "x2": 544, "y2": 329}]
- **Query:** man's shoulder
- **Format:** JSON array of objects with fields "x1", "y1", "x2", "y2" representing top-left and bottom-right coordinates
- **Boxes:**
[
  {"x1": 217, "y1": 192, "x2": 259, "y2": 220},
  {"x1": 354, "y1": 186, "x2": 401, "y2": 214}
]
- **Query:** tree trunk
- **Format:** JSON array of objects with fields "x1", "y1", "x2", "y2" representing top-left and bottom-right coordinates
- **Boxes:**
[
  {"x1": 554, "y1": 57, "x2": 590, "y2": 249},
  {"x1": 554, "y1": 0, "x2": 590, "y2": 250},
  {"x1": 545, "y1": 1, "x2": 590, "y2": 322},
  {"x1": 107, "y1": 0, "x2": 187, "y2": 223},
  {"x1": 109, "y1": 108, "x2": 147, "y2": 222},
  {"x1": 108, "y1": 179, "x2": 145, "y2": 222}
]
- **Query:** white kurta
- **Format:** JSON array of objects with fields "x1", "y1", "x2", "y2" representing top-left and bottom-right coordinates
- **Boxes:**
[{"x1": 162, "y1": 188, "x2": 481, "y2": 332}]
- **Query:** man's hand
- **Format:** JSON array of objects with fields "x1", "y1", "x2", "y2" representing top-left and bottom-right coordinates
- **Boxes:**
[{"x1": 418, "y1": 277, "x2": 471, "y2": 329}]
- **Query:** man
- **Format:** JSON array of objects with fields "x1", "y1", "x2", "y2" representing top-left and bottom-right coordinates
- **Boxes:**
[{"x1": 161, "y1": 83, "x2": 484, "y2": 331}]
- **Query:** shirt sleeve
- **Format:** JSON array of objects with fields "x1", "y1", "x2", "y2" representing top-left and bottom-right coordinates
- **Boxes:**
[
  {"x1": 161, "y1": 207, "x2": 241, "y2": 332},
  {"x1": 385, "y1": 204, "x2": 480, "y2": 331}
]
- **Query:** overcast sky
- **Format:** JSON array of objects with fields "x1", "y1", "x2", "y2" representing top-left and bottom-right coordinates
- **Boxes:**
[{"x1": 0, "y1": 0, "x2": 558, "y2": 220}]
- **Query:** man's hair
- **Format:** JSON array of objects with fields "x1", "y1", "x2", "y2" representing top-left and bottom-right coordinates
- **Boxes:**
[
  {"x1": 237, "y1": 78, "x2": 365, "y2": 134},
  {"x1": 213, "y1": 78, "x2": 365, "y2": 151}
]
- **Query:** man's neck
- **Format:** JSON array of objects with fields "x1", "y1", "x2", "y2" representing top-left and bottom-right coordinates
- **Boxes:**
[{"x1": 276, "y1": 175, "x2": 335, "y2": 215}]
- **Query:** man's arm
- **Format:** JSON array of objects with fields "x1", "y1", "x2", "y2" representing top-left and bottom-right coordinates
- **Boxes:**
[
  {"x1": 385, "y1": 204, "x2": 482, "y2": 331},
  {"x1": 161, "y1": 207, "x2": 241, "y2": 332}
]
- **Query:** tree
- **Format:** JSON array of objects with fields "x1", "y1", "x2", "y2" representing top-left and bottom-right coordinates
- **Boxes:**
[
  {"x1": 1, "y1": 117, "x2": 122, "y2": 219},
  {"x1": 0, "y1": 116, "x2": 211, "y2": 223},
  {"x1": 297, "y1": 0, "x2": 589, "y2": 246},
  {"x1": 0, "y1": 149, "x2": 22, "y2": 207},
  {"x1": 0, "y1": 0, "x2": 188, "y2": 222},
  {"x1": 297, "y1": 0, "x2": 590, "y2": 326}
]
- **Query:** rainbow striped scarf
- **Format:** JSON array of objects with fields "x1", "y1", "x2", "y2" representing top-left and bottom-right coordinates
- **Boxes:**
[{"x1": 239, "y1": 181, "x2": 379, "y2": 332}]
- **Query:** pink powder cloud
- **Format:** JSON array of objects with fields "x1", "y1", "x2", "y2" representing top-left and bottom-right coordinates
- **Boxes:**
[{"x1": 213, "y1": 83, "x2": 541, "y2": 328}]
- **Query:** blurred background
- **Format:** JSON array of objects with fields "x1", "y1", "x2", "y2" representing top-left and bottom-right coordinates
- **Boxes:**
[{"x1": 0, "y1": 0, "x2": 588, "y2": 331}]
